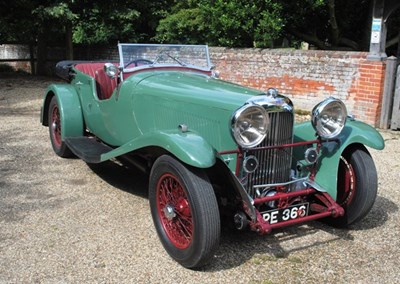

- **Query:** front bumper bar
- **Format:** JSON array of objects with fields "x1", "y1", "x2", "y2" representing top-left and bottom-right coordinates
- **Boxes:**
[{"x1": 247, "y1": 188, "x2": 345, "y2": 235}]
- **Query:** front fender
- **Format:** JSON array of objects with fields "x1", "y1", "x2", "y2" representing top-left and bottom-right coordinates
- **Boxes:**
[
  {"x1": 101, "y1": 130, "x2": 216, "y2": 168},
  {"x1": 41, "y1": 84, "x2": 84, "y2": 140},
  {"x1": 294, "y1": 120, "x2": 384, "y2": 199}
]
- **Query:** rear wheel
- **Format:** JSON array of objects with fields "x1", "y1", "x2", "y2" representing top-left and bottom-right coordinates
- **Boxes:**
[
  {"x1": 328, "y1": 147, "x2": 378, "y2": 227},
  {"x1": 48, "y1": 96, "x2": 73, "y2": 158},
  {"x1": 149, "y1": 155, "x2": 220, "y2": 268}
]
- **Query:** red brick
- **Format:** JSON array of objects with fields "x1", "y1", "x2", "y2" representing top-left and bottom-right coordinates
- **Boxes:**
[{"x1": 211, "y1": 48, "x2": 386, "y2": 127}]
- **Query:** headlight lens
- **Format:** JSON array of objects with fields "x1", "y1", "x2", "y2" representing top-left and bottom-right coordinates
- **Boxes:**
[
  {"x1": 312, "y1": 97, "x2": 347, "y2": 139},
  {"x1": 104, "y1": 63, "x2": 118, "y2": 78},
  {"x1": 231, "y1": 104, "x2": 269, "y2": 148}
]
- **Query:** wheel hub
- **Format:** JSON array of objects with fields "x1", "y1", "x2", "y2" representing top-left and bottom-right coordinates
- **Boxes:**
[
  {"x1": 176, "y1": 198, "x2": 190, "y2": 216},
  {"x1": 163, "y1": 204, "x2": 176, "y2": 220}
]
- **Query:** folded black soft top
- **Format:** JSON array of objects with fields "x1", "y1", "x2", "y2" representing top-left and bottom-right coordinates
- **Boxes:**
[{"x1": 55, "y1": 60, "x2": 86, "y2": 81}]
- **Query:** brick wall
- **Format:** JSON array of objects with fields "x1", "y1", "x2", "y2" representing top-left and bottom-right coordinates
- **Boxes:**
[
  {"x1": 0, "y1": 44, "x2": 386, "y2": 126},
  {"x1": 0, "y1": 44, "x2": 32, "y2": 72},
  {"x1": 210, "y1": 47, "x2": 386, "y2": 126}
]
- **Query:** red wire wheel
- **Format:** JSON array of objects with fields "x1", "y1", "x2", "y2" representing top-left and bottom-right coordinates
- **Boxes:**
[
  {"x1": 149, "y1": 155, "x2": 220, "y2": 268},
  {"x1": 50, "y1": 99, "x2": 62, "y2": 149},
  {"x1": 326, "y1": 147, "x2": 378, "y2": 227},
  {"x1": 48, "y1": 97, "x2": 73, "y2": 157},
  {"x1": 156, "y1": 173, "x2": 193, "y2": 249},
  {"x1": 337, "y1": 156, "x2": 356, "y2": 207}
]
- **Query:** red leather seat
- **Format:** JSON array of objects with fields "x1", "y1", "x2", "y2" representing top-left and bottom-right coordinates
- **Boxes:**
[
  {"x1": 74, "y1": 63, "x2": 118, "y2": 100},
  {"x1": 75, "y1": 63, "x2": 104, "y2": 78},
  {"x1": 95, "y1": 68, "x2": 117, "y2": 100}
]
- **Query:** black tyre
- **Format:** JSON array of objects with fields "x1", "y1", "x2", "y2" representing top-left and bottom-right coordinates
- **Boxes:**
[
  {"x1": 149, "y1": 155, "x2": 220, "y2": 268},
  {"x1": 48, "y1": 96, "x2": 74, "y2": 158},
  {"x1": 327, "y1": 147, "x2": 378, "y2": 227}
]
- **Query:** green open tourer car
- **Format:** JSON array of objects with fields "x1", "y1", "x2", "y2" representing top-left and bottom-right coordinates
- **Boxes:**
[{"x1": 41, "y1": 44, "x2": 384, "y2": 268}]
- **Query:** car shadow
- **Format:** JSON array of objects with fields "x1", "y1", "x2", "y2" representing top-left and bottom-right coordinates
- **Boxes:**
[
  {"x1": 85, "y1": 160, "x2": 397, "y2": 271},
  {"x1": 86, "y1": 159, "x2": 148, "y2": 199},
  {"x1": 203, "y1": 195, "x2": 397, "y2": 271},
  {"x1": 198, "y1": 223, "x2": 343, "y2": 271}
]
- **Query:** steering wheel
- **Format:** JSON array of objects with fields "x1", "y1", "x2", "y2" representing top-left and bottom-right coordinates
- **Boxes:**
[{"x1": 124, "y1": 59, "x2": 153, "y2": 68}]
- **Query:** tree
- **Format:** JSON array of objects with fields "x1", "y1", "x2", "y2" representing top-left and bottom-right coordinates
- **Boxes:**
[
  {"x1": 155, "y1": 0, "x2": 283, "y2": 48},
  {"x1": 0, "y1": 1, "x2": 37, "y2": 43},
  {"x1": 281, "y1": 0, "x2": 372, "y2": 50},
  {"x1": 1, "y1": 0, "x2": 399, "y2": 71},
  {"x1": 155, "y1": 0, "x2": 400, "y2": 51},
  {"x1": 33, "y1": 1, "x2": 78, "y2": 68},
  {"x1": 155, "y1": 7, "x2": 208, "y2": 44},
  {"x1": 199, "y1": 0, "x2": 283, "y2": 47},
  {"x1": 386, "y1": 7, "x2": 400, "y2": 55},
  {"x1": 70, "y1": 0, "x2": 174, "y2": 44},
  {"x1": 0, "y1": 0, "x2": 171, "y2": 74}
]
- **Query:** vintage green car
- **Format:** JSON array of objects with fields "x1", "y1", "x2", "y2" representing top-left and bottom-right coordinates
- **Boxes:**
[{"x1": 41, "y1": 44, "x2": 384, "y2": 268}]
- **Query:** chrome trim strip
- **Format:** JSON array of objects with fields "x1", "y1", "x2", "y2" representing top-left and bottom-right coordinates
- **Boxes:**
[
  {"x1": 253, "y1": 176, "x2": 327, "y2": 193},
  {"x1": 304, "y1": 179, "x2": 327, "y2": 192},
  {"x1": 253, "y1": 176, "x2": 309, "y2": 189}
]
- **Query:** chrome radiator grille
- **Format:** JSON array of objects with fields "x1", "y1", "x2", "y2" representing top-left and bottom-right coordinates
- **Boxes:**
[{"x1": 246, "y1": 112, "x2": 294, "y2": 195}]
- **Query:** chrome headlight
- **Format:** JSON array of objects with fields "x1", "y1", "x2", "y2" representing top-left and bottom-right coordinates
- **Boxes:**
[
  {"x1": 312, "y1": 97, "x2": 347, "y2": 139},
  {"x1": 104, "y1": 63, "x2": 118, "y2": 78},
  {"x1": 231, "y1": 104, "x2": 269, "y2": 148}
]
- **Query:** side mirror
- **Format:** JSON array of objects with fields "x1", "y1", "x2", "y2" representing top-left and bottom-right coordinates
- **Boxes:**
[
  {"x1": 104, "y1": 63, "x2": 118, "y2": 78},
  {"x1": 210, "y1": 65, "x2": 220, "y2": 78}
]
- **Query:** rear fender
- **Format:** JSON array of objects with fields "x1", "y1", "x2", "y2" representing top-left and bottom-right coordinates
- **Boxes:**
[
  {"x1": 294, "y1": 120, "x2": 384, "y2": 199},
  {"x1": 41, "y1": 84, "x2": 84, "y2": 139},
  {"x1": 101, "y1": 130, "x2": 216, "y2": 168}
]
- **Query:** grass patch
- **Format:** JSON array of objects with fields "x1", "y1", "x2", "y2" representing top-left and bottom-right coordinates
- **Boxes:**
[
  {"x1": 295, "y1": 109, "x2": 311, "y2": 116},
  {"x1": 252, "y1": 253, "x2": 285, "y2": 265},
  {"x1": 288, "y1": 256, "x2": 303, "y2": 264}
]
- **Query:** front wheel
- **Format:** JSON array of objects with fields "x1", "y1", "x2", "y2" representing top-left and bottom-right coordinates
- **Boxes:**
[
  {"x1": 328, "y1": 147, "x2": 378, "y2": 227},
  {"x1": 48, "y1": 96, "x2": 73, "y2": 158},
  {"x1": 149, "y1": 155, "x2": 220, "y2": 268}
]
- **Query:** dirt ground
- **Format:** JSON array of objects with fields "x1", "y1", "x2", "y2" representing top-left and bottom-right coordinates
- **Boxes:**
[{"x1": 0, "y1": 74, "x2": 400, "y2": 283}]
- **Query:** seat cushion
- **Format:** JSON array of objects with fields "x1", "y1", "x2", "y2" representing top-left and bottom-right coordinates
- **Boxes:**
[
  {"x1": 95, "y1": 68, "x2": 117, "y2": 100},
  {"x1": 74, "y1": 63, "x2": 118, "y2": 100}
]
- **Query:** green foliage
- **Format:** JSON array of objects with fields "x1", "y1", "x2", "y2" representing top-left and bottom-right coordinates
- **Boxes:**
[
  {"x1": 155, "y1": 8, "x2": 207, "y2": 44},
  {"x1": 0, "y1": 0, "x2": 171, "y2": 45},
  {"x1": 281, "y1": 0, "x2": 371, "y2": 50},
  {"x1": 72, "y1": 5, "x2": 140, "y2": 44},
  {"x1": 155, "y1": 0, "x2": 283, "y2": 47},
  {"x1": 155, "y1": 0, "x2": 400, "y2": 50},
  {"x1": 1, "y1": 0, "x2": 399, "y2": 51},
  {"x1": 253, "y1": 3, "x2": 284, "y2": 47},
  {"x1": 0, "y1": 0, "x2": 37, "y2": 42},
  {"x1": 33, "y1": 2, "x2": 78, "y2": 23}
]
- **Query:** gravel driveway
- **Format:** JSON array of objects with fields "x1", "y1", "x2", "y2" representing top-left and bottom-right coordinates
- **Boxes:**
[{"x1": 0, "y1": 75, "x2": 399, "y2": 283}]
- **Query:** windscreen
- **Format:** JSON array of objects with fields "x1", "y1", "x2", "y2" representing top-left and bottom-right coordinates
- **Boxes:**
[{"x1": 118, "y1": 44, "x2": 212, "y2": 71}]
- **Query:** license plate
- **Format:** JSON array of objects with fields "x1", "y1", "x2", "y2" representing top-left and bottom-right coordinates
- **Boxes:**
[{"x1": 261, "y1": 203, "x2": 309, "y2": 225}]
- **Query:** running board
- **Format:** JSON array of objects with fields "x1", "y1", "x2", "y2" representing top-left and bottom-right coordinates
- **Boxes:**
[{"x1": 65, "y1": 137, "x2": 113, "y2": 163}]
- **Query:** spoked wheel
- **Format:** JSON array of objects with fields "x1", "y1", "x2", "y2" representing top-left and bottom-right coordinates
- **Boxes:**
[
  {"x1": 156, "y1": 173, "x2": 193, "y2": 249},
  {"x1": 48, "y1": 97, "x2": 73, "y2": 158},
  {"x1": 326, "y1": 147, "x2": 378, "y2": 227},
  {"x1": 149, "y1": 155, "x2": 220, "y2": 268}
]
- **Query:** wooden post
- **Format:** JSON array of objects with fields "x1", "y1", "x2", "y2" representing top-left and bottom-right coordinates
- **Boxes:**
[
  {"x1": 36, "y1": 32, "x2": 47, "y2": 76},
  {"x1": 390, "y1": 67, "x2": 400, "y2": 130},
  {"x1": 397, "y1": 30, "x2": 400, "y2": 66},
  {"x1": 29, "y1": 43, "x2": 36, "y2": 75},
  {"x1": 380, "y1": 56, "x2": 397, "y2": 129},
  {"x1": 367, "y1": 0, "x2": 387, "y2": 61}
]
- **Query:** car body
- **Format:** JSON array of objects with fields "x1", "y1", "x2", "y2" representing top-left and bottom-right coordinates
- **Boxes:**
[{"x1": 41, "y1": 44, "x2": 384, "y2": 268}]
